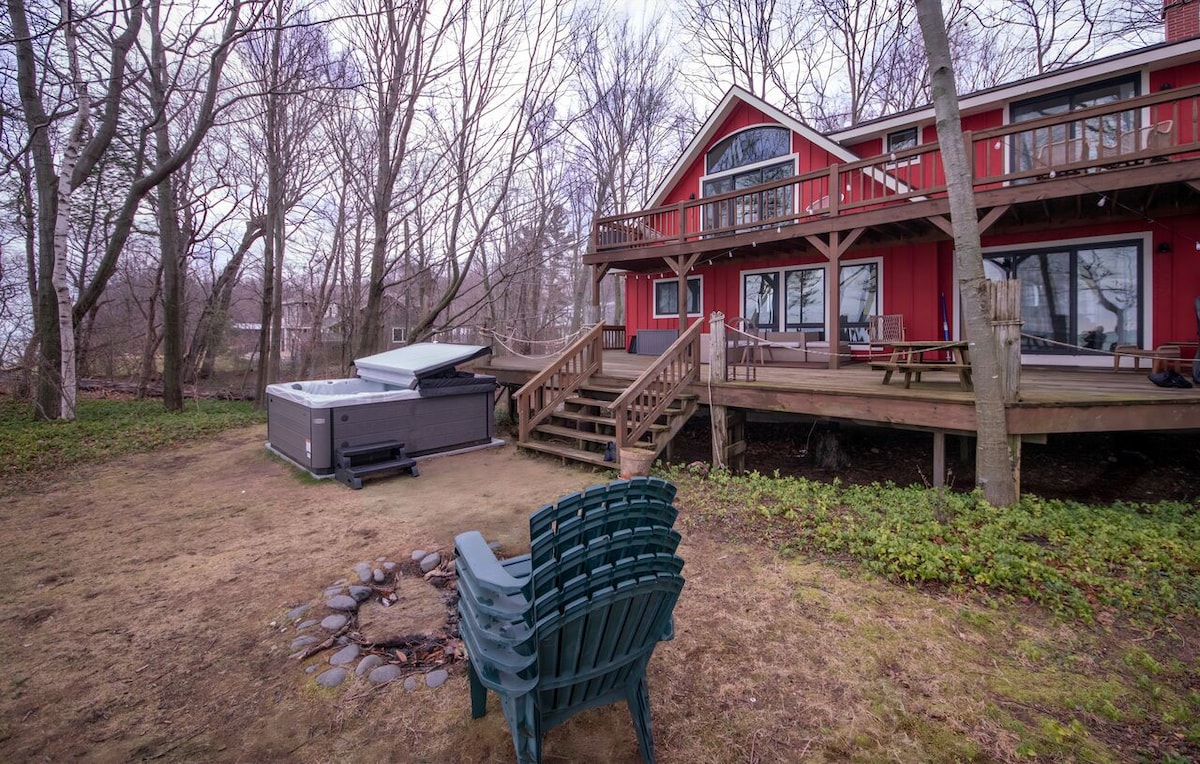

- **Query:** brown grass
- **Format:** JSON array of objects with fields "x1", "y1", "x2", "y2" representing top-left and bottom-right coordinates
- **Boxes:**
[{"x1": 0, "y1": 427, "x2": 1193, "y2": 762}]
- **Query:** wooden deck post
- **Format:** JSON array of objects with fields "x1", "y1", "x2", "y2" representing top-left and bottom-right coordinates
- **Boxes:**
[
  {"x1": 709, "y1": 312, "x2": 730, "y2": 471},
  {"x1": 932, "y1": 430, "x2": 946, "y2": 487},
  {"x1": 989, "y1": 279, "x2": 1023, "y2": 496}
]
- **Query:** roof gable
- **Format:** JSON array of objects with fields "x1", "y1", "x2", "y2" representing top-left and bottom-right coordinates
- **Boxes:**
[{"x1": 649, "y1": 87, "x2": 857, "y2": 208}]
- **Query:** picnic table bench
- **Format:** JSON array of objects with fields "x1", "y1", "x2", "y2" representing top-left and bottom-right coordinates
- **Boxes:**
[{"x1": 870, "y1": 340, "x2": 973, "y2": 391}]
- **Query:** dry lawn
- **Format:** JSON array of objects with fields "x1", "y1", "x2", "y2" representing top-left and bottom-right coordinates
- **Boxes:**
[{"x1": 0, "y1": 426, "x2": 1192, "y2": 762}]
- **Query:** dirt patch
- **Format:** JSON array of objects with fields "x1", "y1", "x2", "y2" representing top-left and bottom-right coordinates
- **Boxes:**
[
  {"x1": 0, "y1": 429, "x2": 600, "y2": 762},
  {"x1": 665, "y1": 418, "x2": 1200, "y2": 504}
]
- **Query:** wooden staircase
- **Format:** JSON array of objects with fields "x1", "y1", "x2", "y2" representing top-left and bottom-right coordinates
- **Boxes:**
[
  {"x1": 519, "y1": 376, "x2": 698, "y2": 467},
  {"x1": 514, "y1": 322, "x2": 703, "y2": 470}
]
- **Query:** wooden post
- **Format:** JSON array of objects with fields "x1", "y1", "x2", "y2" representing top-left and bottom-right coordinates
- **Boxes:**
[
  {"x1": 989, "y1": 279, "x2": 1022, "y2": 497},
  {"x1": 709, "y1": 312, "x2": 729, "y2": 471},
  {"x1": 932, "y1": 430, "x2": 945, "y2": 488},
  {"x1": 827, "y1": 232, "x2": 841, "y2": 370},
  {"x1": 988, "y1": 279, "x2": 1022, "y2": 403}
]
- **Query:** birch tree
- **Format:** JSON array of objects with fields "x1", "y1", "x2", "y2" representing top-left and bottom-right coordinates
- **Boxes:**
[
  {"x1": 915, "y1": 0, "x2": 1016, "y2": 507},
  {"x1": 8, "y1": 0, "x2": 144, "y2": 419}
]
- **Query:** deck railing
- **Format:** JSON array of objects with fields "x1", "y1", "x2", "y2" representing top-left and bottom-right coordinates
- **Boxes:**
[
  {"x1": 601, "y1": 324, "x2": 627, "y2": 350},
  {"x1": 610, "y1": 319, "x2": 703, "y2": 449},
  {"x1": 592, "y1": 83, "x2": 1200, "y2": 254},
  {"x1": 515, "y1": 323, "x2": 605, "y2": 442}
]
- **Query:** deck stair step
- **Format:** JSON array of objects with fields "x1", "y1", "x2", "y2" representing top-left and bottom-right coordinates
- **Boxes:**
[
  {"x1": 566, "y1": 395, "x2": 687, "y2": 416},
  {"x1": 334, "y1": 440, "x2": 418, "y2": 490},
  {"x1": 518, "y1": 439, "x2": 619, "y2": 468},
  {"x1": 534, "y1": 423, "x2": 618, "y2": 445},
  {"x1": 549, "y1": 410, "x2": 669, "y2": 432},
  {"x1": 518, "y1": 372, "x2": 700, "y2": 471}
]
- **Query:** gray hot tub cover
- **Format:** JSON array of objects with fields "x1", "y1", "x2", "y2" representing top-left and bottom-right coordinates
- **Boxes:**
[{"x1": 353, "y1": 342, "x2": 491, "y2": 389}]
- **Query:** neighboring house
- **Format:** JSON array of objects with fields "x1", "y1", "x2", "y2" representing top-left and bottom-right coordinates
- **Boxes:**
[{"x1": 586, "y1": 11, "x2": 1200, "y2": 368}]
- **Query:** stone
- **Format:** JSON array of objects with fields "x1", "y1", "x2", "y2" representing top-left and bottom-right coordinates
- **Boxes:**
[
  {"x1": 356, "y1": 576, "x2": 448, "y2": 646},
  {"x1": 419, "y1": 552, "x2": 441, "y2": 573},
  {"x1": 425, "y1": 669, "x2": 449, "y2": 688},
  {"x1": 315, "y1": 668, "x2": 347, "y2": 687},
  {"x1": 296, "y1": 619, "x2": 319, "y2": 631},
  {"x1": 287, "y1": 604, "x2": 312, "y2": 620},
  {"x1": 305, "y1": 665, "x2": 318, "y2": 674},
  {"x1": 355, "y1": 562, "x2": 372, "y2": 583},
  {"x1": 349, "y1": 585, "x2": 373, "y2": 602},
  {"x1": 376, "y1": 556, "x2": 387, "y2": 562},
  {"x1": 356, "y1": 655, "x2": 384, "y2": 676},
  {"x1": 411, "y1": 549, "x2": 427, "y2": 561},
  {"x1": 290, "y1": 635, "x2": 318, "y2": 650},
  {"x1": 324, "y1": 586, "x2": 344, "y2": 598},
  {"x1": 331, "y1": 578, "x2": 347, "y2": 586},
  {"x1": 329, "y1": 644, "x2": 360, "y2": 666},
  {"x1": 488, "y1": 541, "x2": 502, "y2": 552},
  {"x1": 372, "y1": 569, "x2": 385, "y2": 583},
  {"x1": 321, "y1": 614, "x2": 348, "y2": 631},
  {"x1": 325, "y1": 595, "x2": 358, "y2": 612},
  {"x1": 369, "y1": 665, "x2": 404, "y2": 684},
  {"x1": 383, "y1": 561, "x2": 397, "y2": 571},
  {"x1": 403, "y1": 676, "x2": 419, "y2": 691}
]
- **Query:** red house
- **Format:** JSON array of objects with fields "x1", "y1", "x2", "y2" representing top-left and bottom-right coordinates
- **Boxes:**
[{"x1": 586, "y1": 22, "x2": 1200, "y2": 371}]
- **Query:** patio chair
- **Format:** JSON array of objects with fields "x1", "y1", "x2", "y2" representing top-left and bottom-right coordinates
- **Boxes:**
[
  {"x1": 455, "y1": 477, "x2": 685, "y2": 764},
  {"x1": 867, "y1": 314, "x2": 906, "y2": 357}
]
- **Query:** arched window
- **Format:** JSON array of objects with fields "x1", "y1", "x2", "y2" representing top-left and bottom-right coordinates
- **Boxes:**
[
  {"x1": 706, "y1": 126, "x2": 791, "y2": 173},
  {"x1": 702, "y1": 126, "x2": 795, "y2": 230}
]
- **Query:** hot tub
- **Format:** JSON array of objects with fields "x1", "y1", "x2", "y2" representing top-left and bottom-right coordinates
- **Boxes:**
[{"x1": 266, "y1": 343, "x2": 497, "y2": 476}]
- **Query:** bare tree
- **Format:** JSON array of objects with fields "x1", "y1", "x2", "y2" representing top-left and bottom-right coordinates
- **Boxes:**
[
  {"x1": 678, "y1": 0, "x2": 813, "y2": 109},
  {"x1": 8, "y1": 0, "x2": 144, "y2": 419},
  {"x1": 915, "y1": 0, "x2": 1016, "y2": 507}
]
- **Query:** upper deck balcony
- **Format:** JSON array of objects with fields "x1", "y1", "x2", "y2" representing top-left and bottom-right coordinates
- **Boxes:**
[{"x1": 585, "y1": 84, "x2": 1200, "y2": 268}]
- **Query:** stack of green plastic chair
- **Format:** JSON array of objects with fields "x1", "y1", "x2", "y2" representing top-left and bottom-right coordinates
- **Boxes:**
[{"x1": 455, "y1": 476, "x2": 685, "y2": 763}]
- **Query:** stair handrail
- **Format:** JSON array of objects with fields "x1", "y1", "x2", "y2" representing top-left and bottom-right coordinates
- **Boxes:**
[
  {"x1": 515, "y1": 323, "x2": 607, "y2": 443},
  {"x1": 610, "y1": 320, "x2": 703, "y2": 450}
]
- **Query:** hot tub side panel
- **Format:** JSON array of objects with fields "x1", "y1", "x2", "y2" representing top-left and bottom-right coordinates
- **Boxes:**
[
  {"x1": 267, "y1": 394, "x2": 333, "y2": 472},
  {"x1": 330, "y1": 392, "x2": 494, "y2": 457}
]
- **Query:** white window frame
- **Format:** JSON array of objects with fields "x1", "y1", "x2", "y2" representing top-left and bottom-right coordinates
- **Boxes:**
[
  {"x1": 886, "y1": 126, "x2": 920, "y2": 153},
  {"x1": 391, "y1": 327, "x2": 407, "y2": 344},
  {"x1": 652, "y1": 274, "x2": 704, "y2": 319},
  {"x1": 962, "y1": 231, "x2": 1153, "y2": 367},
  {"x1": 738, "y1": 256, "x2": 883, "y2": 340}
]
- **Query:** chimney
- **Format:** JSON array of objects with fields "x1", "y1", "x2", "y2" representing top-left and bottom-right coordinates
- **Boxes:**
[{"x1": 1165, "y1": 0, "x2": 1200, "y2": 41}]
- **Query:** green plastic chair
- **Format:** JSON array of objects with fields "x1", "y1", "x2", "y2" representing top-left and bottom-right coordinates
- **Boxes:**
[{"x1": 455, "y1": 477, "x2": 685, "y2": 763}]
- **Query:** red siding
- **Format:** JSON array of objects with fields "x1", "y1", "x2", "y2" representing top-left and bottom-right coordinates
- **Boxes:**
[{"x1": 624, "y1": 74, "x2": 1200, "y2": 352}]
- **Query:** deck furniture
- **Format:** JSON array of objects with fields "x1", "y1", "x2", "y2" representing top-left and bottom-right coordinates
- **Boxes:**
[
  {"x1": 870, "y1": 339, "x2": 973, "y2": 390},
  {"x1": 1035, "y1": 136, "x2": 1089, "y2": 174},
  {"x1": 867, "y1": 314, "x2": 906, "y2": 358},
  {"x1": 1114, "y1": 341, "x2": 1196, "y2": 373},
  {"x1": 456, "y1": 477, "x2": 686, "y2": 764}
]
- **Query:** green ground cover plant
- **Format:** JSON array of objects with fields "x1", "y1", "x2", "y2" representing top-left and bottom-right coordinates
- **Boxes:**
[
  {"x1": 668, "y1": 466, "x2": 1200, "y2": 622},
  {"x1": 0, "y1": 397, "x2": 265, "y2": 490}
]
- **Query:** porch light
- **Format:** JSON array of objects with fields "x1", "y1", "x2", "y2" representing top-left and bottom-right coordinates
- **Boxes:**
[
  {"x1": 1157, "y1": 242, "x2": 1172, "y2": 254},
  {"x1": 1097, "y1": 195, "x2": 1107, "y2": 207}
]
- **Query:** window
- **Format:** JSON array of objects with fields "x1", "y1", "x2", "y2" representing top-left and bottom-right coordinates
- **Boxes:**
[
  {"x1": 391, "y1": 327, "x2": 407, "y2": 343},
  {"x1": 984, "y1": 240, "x2": 1142, "y2": 353},
  {"x1": 702, "y1": 126, "x2": 795, "y2": 231},
  {"x1": 838, "y1": 263, "x2": 879, "y2": 342},
  {"x1": 887, "y1": 127, "x2": 918, "y2": 153},
  {"x1": 741, "y1": 261, "x2": 878, "y2": 340},
  {"x1": 1011, "y1": 75, "x2": 1140, "y2": 172},
  {"x1": 653, "y1": 276, "x2": 701, "y2": 318},
  {"x1": 706, "y1": 126, "x2": 791, "y2": 174}
]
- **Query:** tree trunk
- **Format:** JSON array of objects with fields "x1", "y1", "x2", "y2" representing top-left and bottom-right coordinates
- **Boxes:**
[{"x1": 915, "y1": 0, "x2": 1017, "y2": 507}]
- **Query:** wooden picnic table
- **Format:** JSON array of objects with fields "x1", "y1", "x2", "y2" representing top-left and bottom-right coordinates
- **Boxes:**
[{"x1": 870, "y1": 339, "x2": 973, "y2": 391}]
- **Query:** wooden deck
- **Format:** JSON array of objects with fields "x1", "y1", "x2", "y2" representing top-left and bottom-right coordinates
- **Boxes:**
[{"x1": 480, "y1": 351, "x2": 1200, "y2": 437}]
